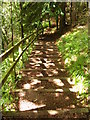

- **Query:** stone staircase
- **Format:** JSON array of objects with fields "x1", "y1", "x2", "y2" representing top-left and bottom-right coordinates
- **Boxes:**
[{"x1": 2, "y1": 36, "x2": 89, "y2": 120}]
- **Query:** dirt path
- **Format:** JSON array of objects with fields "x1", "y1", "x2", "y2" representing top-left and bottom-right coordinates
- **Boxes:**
[{"x1": 2, "y1": 31, "x2": 89, "y2": 120}]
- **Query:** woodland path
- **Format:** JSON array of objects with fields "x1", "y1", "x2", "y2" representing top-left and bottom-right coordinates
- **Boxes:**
[{"x1": 2, "y1": 31, "x2": 89, "y2": 120}]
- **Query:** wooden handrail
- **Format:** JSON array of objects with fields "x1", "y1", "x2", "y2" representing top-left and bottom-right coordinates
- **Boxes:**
[
  {"x1": 0, "y1": 26, "x2": 47, "y2": 62},
  {"x1": 0, "y1": 37, "x2": 36, "y2": 88},
  {"x1": 0, "y1": 26, "x2": 48, "y2": 88},
  {"x1": 0, "y1": 35, "x2": 31, "y2": 62},
  {"x1": 0, "y1": 29, "x2": 37, "y2": 62}
]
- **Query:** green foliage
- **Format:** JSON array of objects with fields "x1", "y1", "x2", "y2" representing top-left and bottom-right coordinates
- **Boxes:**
[
  {"x1": 57, "y1": 26, "x2": 89, "y2": 98},
  {"x1": 0, "y1": 57, "x2": 17, "y2": 111},
  {"x1": 42, "y1": 3, "x2": 63, "y2": 19},
  {"x1": 0, "y1": 43, "x2": 33, "y2": 111},
  {"x1": 22, "y1": 2, "x2": 44, "y2": 33}
]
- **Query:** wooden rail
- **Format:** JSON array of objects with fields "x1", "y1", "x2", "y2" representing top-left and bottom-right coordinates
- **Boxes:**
[
  {"x1": 0, "y1": 38, "x2": 36, "y2": 88},
  {"x1": 0, "y1": 26, "x2": 48, "y2": 88},
  {"x1": 0, "y1": 27, "x2": 46, "y2": 62}
]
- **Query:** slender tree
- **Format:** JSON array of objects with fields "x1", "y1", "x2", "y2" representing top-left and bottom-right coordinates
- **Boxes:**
[
  {"x1": 10, "y1": 2, "x2": 14, "y2": 61},
  {"x1": 56, "y1": 3, "x2": 59, "y2": 30},
  {"x1": 59, "y1": 2, "x2": 66, "y2": 35},
  {"x1": 71, "y1": 3, "x2": 77, "y2": 27},
  {"x1": 2, "y1": 2, "x2": 4, "y2": 52},
  {"x1": 70, "y1": 2, "x2": 72, "y2": 26},
  {"x1": 19, "y1": 2, "x2": 24, "y2": 67},
  {"x1": 20, "y1": 2, "x2": 24, "y2": 39},
  {"x1": 10, "y1": 2, "x2": 16, "y2": 78},
  {"x1": 11, "y1": 2, "x2": 13, "y2": 48}
]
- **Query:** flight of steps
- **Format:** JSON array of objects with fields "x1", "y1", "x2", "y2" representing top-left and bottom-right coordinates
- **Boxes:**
[{"x1": 2, "y1": 39, "x2": 89, "y2": 120}]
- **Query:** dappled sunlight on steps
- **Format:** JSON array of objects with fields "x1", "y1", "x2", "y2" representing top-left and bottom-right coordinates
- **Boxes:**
[{"x1": 2, "y1": 36, "x2": 89, "y2": 120}]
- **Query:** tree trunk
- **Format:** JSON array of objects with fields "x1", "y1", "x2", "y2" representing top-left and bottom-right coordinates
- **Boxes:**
[
  {"x1": 19, "y1": 2, "x2": 24, "y2": 67},
  {"x1": 20, "y1": 2, "x2": 24, "y2": 39},
  {"x1": 48, "y1": 17, "x2": 51, "y2": 28},
  {"x1": 56, "y1": 14, "x2": 58, "y2": 30},
  {"x1": 59, "y1": 2, "x2": 66, "y2": 35},
  {"x1": 71, "y1": 3, "x2": 77, "y2": 27},
  {"x1": 10, "y1": 2, "x2": 16, "y2": 78},
  {"x1": 2, "y1": 2, "x2": 4, "y2": 53},
  {"x1": 10, "y1": 2, "x2": 14, "y2": 61},
  {"x1": 70, "y1": 2, "x2": 73, "y2": 26},
  {"x1": 11, "y1": 2, "x2": 13, "y2": 47}
]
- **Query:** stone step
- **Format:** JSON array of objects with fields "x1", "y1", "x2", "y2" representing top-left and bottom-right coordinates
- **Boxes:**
[
  {"x1": 25, "y1": 62, "x2": 64, "y2": 70},
  {"x1": 34, "y1": 42, "x2": 56, "y2": 45},
  {"x1": 28, "y1": 54, "x2": 61, "y2": 58},
  {"x1": 21, "y1": 73, "x2": 68, "y2": 78},
  {"x1": 32, "y1": 48, "x2": 59, "y2": 52},
  {"x1": 17, "y1": 84, "x2": 74, "y2": 90},
  {"x1": 24, "y1": 66, "x2": 64, "y2": 70},
  {"x1": 19, "y1": 75, "x2": 72, "y2": 82},
  {"x1": 34, "y1": 44, "x2": 57, "y2": 47},
  {"x1": 34, "y1": 44, "x2": 58, "y2": 46},
  {"x1": 12, "y1": 88, "x2": 76, "y2": 94},
  {"x1": 21, "y1": 76, "x2": 70, "y2": 80},
  {"x1": 28, "y1": 57, "x2": 62, "y2": 63},
  {"x1": 21, "y1": 69, "x2": 68, "y2": 78},
  {"x1": 17, "y1": 76, "x2": 74, "y2": 88},
  {"x1": 31, "y1": 51, "x2": 61, "y2": 55},
  {"x1": 2, "y1": 108, "x2": 89, "y2": 119},
  {"x1": 20, "y1": 69, "x2": 66, "y2": 72},
  {"x1": 34, "y1": 48, "x2": 58, "y2": 51},
  {"x1": 19, "y1": 75, "x2": 73, "y2": 82}
]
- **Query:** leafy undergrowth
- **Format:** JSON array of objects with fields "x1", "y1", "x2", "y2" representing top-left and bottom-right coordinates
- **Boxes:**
[
  {"x1": 0, "y1": 43, "x2": 33, "y2": 111},
  {"x1": 57, "y1": 26, "x2": 89, "y2": 105}
]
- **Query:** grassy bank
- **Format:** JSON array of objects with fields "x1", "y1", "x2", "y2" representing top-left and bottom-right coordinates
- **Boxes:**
[{"x1": 57, "y1": 26, "x2": 89, "y2": 102}]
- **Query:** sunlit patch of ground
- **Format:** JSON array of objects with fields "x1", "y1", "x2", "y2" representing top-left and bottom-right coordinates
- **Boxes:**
[
  {"x1": 19, "y1": 99, "x2": 46, "y2": 111},
  {"x1": 52, "y1": 79, "x2": 64, "y2": 86},
  {"x1": 48, "y1": 110, "x2": 58, "y2": 116}
]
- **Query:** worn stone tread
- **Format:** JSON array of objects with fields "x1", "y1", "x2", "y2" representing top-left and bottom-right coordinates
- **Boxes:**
[{"x1": 2, "y1": 108, "x2": 89, "y2": 119}]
